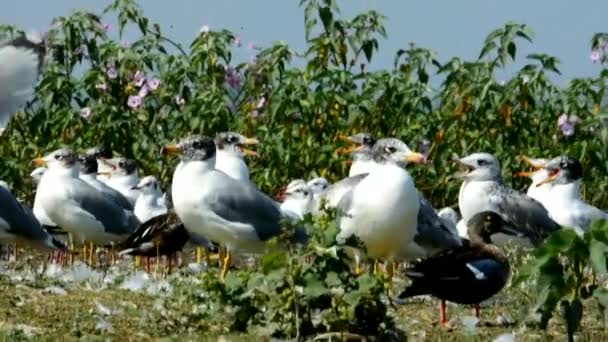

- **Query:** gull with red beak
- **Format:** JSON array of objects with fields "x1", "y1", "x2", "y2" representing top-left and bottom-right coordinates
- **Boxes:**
[
  {"x1": 514, "y1": 156, "x2": 550, "y2": 204},
  {"x1": 534, "y1": 156, "x2": 607, "y2": 235},
  {"x1": 214, "y1": 132, "x2": 259, "y2": 183},
  {"x1": 456, "y1": 152, "x2": 560, "y2": 247},
  {"x1": 336, "y1": 133, "x2": 377, "y2": 177}
]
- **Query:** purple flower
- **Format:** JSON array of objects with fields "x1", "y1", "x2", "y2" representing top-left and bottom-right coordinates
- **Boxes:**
[
  {"x1": 591, "y1": 50, "x2": 601, "y2": 63},
  {"x1": 146, "y1": 77, "x2": 160, "y2": 91},
  {"x1": 80, "y1": 107, "x2": 92, "y2": 119},
  {"x1": 106, "y1": 65, "x2": 117, "y2": 79},
  {"x1": 224, "y1": 67, "x2": 241, "y2": 88},
  {"x1": 138, "y1": 84, "x2": 149, "y2": 98},
  {"x1": 557, "y1": 113, "x2": 579, "y2": 137},
  {"x1": 557, "y1": 113, "x2": 568, "y2": 126},
  {"x1": 95, "y1": 82, "x2": 107, "y2": 91},
  {"x1": 200, "y1": 25, "x2": 210, "y2": 34},
  {"x1": 560, "y1": 122, "x2": 575, "y2": 136},
  {"x1": 102, "y1": 23, "x2": 111, "y2": 33},
  {"x1": 127, "y1": 95, "x2": 142, "y2": 109},
  {"x1": 133, "y1": 71, "x2": 145, "y2": 87}
]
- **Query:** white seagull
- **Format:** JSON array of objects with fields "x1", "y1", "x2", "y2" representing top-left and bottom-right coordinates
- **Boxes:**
[
  {"x1": 133, "y1": 175, "x2": 167, "y2": 223},
  {"x1": 163, "y1": 135, "x2": 306, "y2": 279},
  {"x1": 78, "y1": 154, "x2": 133, "y2": 211},
  {"x1": 277, "y1": 180, "x2": 314, "y2": 220},
  {"x1": 102, "y1": 157, "x2": 140, "y2": 205},
  {"x1": 33, "y1": 149, "x2": 139, "y2": 246},
  {"x1": 0, "y1": 32, "x2": 45, "y2": 133},
  {"x1": 214, "y1": 131, "x2": 259, "y2": 183}
]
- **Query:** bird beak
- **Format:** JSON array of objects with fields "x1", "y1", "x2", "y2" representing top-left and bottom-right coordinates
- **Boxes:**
[
  {"x1": 97, "y1": 172, "x2": 112, "y2": 178},
  {"x1": 161, "y1": 144, "x2": 182, "y2": 156},
  {"x1": 336, "y1": 133, "x2": 354, "y2": 143},
  {"x1": 98, "y1": 158, "x2": 118, "y2": 170},
  {"x1": 31, "y1": 157, "x2": 46, "y2": 167},
  {"x1": 336, "y1": 145, "x2": 363, "y2": 155},
  {"x1": 536, "y1": 169, "x2": 560, "y2": 187},
  {"x1": 131, "y1": 185, "x2": 140, "y2": 190},
  {"x1": 238, "y1": 137, "x2": 260, "y2": 157},
  {"x1": 405, "y1": 152, "x2": 427, "y2": 164},
  {"x1": 514, "y1": 171, "x2": 533, "y2": 178},
  {"x1": 274, "y1": 187, "x2": 287, "y2": 202},
  {"x1": 518, "y1": 155, "x2": 544, "y2": 171}
]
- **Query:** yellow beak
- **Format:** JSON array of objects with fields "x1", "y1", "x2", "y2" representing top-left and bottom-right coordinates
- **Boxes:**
[
  {"x1": 243, "y1": 137, "x2": 260, "y2": 145},
  {"x1": 241, "y1": 148, "x2": 259, "y2": 157},
  {"x1": 161, "y1": 144, "x2": 182, "y2": 156},
  {"x1": 514, "y1": 171, "x2": 533, "y2": 178},
  {"x1": 31, "y1": 157, "x2": 46, "y2": 167},
  {"x1": 336, "y1": 145, "x2": 363, "y2": 155},
  {"x1": 518, "y1": 155, "x2": 544, "y2": 170},
  {"x1": 405, "y1": 152, "x2": 426, "y2": 164}
]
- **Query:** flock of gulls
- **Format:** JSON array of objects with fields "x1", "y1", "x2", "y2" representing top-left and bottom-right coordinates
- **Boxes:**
[{"x1": 1, "y1": 32, "x2": 608, "y2": 326}]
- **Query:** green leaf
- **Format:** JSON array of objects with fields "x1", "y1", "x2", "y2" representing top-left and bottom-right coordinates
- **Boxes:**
[
  {"x1": 319, "y1": 6, "x2": 333, "y2": 30},
  {"x1": 362, "y1": 39, "x2": 374, "y2": 62},
  {"x1": 303, "y1": 274, "x2": 329, "y2": 298},
  {"x1": 507, "y1": 42, "x2": 517, "y2": 60},
  {"x1": 589, "y1": 238, "x2": 608, "y2": 275}
]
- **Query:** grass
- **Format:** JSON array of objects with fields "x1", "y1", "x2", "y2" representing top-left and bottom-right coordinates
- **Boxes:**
[{"x1": 0, "y1": 249, "x2": 606, "y2": 341}]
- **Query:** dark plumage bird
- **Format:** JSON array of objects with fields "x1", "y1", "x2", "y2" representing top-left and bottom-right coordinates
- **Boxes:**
[{"x1": 397, "y1": 211, "x2": 517, "y2": 325}]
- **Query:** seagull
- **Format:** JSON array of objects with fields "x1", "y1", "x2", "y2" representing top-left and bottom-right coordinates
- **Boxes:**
[
  {"x1": 32, "y1": 149, "x2": 139, "y2": 247},
  {"x1": 102, "y1": 157, "x2": 140, "y2": 205},
  {"x1": 85, "y1": 145, "x2": 114, "y2": 183},
  {"x1": 457, "y1": 152, "x2": 561, "y2": 246},
  {"x1": 214, "y1": 131, "x2": 259, "y2": 183},
  {"x1": 78, "y1": 154, "x2": 133, "y2": 211},
  {"x1": 514, "y1": 156, "x2": 551, "y2": 204},
  {"x1": 30, "y1": 166, "x2": 59, "y2": 228},
  {"x1": 0, "y1": 183, "x2": 65, "y2": 250},
  {"x1": 336, "y1": 138, "x2": 425, "y2": 273},
  {"x1": 0, "y1": 32, "x2": 45, "y2": 133},
  {"x1": 163, "y1": 135, "x2": 307, "y2": 279},
  {"x1": 336, "y1": 133, "x2": 377, "y2": 177},
  {"x1": 276, "y1": 180, "x2": 314, "y2": 220},
  {"x1": 132, "y1": 176, "x2": 167, "y2": 223},
  {"x1": 534, "y1": 156, "x2": 608, "y2": 234},
  {"x1": 306, "y1": 177, "x2": 329, "y2": 200}
]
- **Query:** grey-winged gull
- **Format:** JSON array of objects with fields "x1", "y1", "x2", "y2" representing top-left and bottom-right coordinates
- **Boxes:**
[
  {"x1": 534, "y1": 156, "x2": 607, "y2": 234},
  {"x1": 101, "y1": 157, "x2": 140, "y2": 205},
  {"x1": 457, "y1": 152, "x2": 561, "y2": 246},
  {"x1": 336, "y1": 132, "x2": 377, "y2": 177},
  {"x1": 335, "y1": 138, "x2": 425, "y2": 274},
  {"x1": 0, "y1": 32, "x2": 45, "y2": 132},
  {"x1": 214, "y1": 131, "x2": 259, "y2": 183},
  {"x1": 132, "y1": 175, "x2": 167, "y2": 223},
  {"x1": 163, "y1": 135, "x2": 306, "y2": 279},
  {"x1": 33, "y1": 149, "x2": 139, "y2": 247},
  {"x1": 78, "y1": 154, "x2": 134, "y2": 211}
]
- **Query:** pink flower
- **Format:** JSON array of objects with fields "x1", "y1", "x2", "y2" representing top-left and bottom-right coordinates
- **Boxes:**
[
  {"x1": 95, "y1": 83, "x2": 107, "y2": 91},
  {"x1": 102, "y1": 23, "x2": 111, "y2": 33},
  {"x1": 106, "y1": 65, "x2": 117, "y2": 79},
  {"x1": 557, "y1": 113, "x2": 579, "y2": 137},
  {"x1": 146, "y1": 77, "x2": 160, "y2": 91},
  {"x1": 127, "y1": 95, "x2": 142, "y2": 109},
  {"x1": 224, "y1": 67, "x2": 241, "y2": 88},
  {"x1": 591, "y1": 50, "x2": 601, "y2": 63},
  {"x1": 200, "y1": 25, "x2": 210, "y2": 34},
  {"x1": 80, "y1": 107, "x2": 92, "y2": 119},
  {"x1": 133, "y1": 71, "x2": 145, "y2": 87},
  {"x1": 557, "y1": 113, "x2": 568, "y2": 126},
  {"x1": 138, "y1": 84, "x2": 149, "y2": 98}
]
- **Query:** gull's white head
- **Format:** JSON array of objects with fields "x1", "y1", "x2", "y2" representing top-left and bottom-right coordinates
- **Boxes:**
[
  {"x1": 457, "y1": 152, "x2": 501, "y2": 182},
  {"x1": 101, "y1": 158, "x2": 137, "y2": 178},
  {"x1": 32, "y1": 148, "x2": 79, "y2": 176},
  {"x1": 132, "y1": 175, "x2": 163, "y2": 196},
  {"x1": 307, "y1": 177, "x2": 329, "y2": 195},
  {"x1": 371, "y1": 138, "x2": 426, "y2": 167},
  {"x1": 30, "y1": 167, "x2": 48, "y2": 184},
  {"x1": 161, "y1": 135, "x2": 217, "y2": 165},
  {"x1": 215, "y1": 131, "x2": 259, "y2": 158}
]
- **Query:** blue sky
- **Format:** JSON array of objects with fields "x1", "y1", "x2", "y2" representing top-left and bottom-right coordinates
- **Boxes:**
[{"x1": 2, "y1": 0, "x2": 605, "y2": 83}]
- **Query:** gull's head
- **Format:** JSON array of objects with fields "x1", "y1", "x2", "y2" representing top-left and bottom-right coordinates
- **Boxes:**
[
  {"x1": 371, "y1": 138, "x2": 426, "y2": 167},
  {"x1": 162, "y1": 135, "x2": 216, "y2": 162},
  {"x1": 514, "y1": 155, "x2": 550, "y2": 185},
  {"x1": 85, "y1": 145, "x2": 113, "y2": 160},
  {"x1": 307, "y1": 177, "x2": 329, "y2": 194},
  {"x1": 275, "y1": 179, "x2": 306, "y2": 202},
  {"x1": 132, "y1": 175, "x2": 162, "y2": 195},
  {"x1": 456, "y1": 152, "x2": 501, "y2": 182},
  {"x1": 537, "y1": 156, "x2": 583, "y2": 187},
  {"x1": 101, "y1": 158, "x2": 137, "y2": 177},
  {"x1": 215, "y1": 132, "x2": 259, "y2": 157},
  {"x1": 467, "y1": 211, "x2": 526, "y2": 244},
  {"x1": 283, "y1": 181, "x2": 312, "y2": 202},
  {"x1": 78, "y1": 154, "x2": 98, "y2": 176},
  {"x1": 33, "y1": 149, "x2": 78, "y2": 173},
  {"x1": 30, "y1": 167, "x2": 47, "y2": 184},
  {"x1": 336, "y1": 132, "x2": 377, "y2": 159}
]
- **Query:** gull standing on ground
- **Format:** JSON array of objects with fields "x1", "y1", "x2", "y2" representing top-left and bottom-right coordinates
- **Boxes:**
[
  {"x1": 335, "y1": 138, "x2": 425, "y2": 273},
  {"x1": 336, "y1": 133, "x2": 377, "y2": 177},
  {"x1": 457, "y1": 152, "x2": 560, "y2": 246},
  {"x1": 133, "y1": 176, "x2": 167, "y2": 223},
  {"x1": 0, "y1": 32, "x2": 45, "y2": 133},
  {"x1": 102, "y1": 158, "x2": 140, "y2": 205},
  {"x1": 214, "y1": 132, "x2": 259, "y2": 183},
  {"x1": 163, "y1": 135, "x2": 307, "y2": 279},
  {"x1": 0, "y1": 183, "x2": 65, "y2": 250},
  {"x1": 33, "y1": 149, "x2": 139, "y2": 247},
  {"x1": 534, "y1": 156, "x2": 608, "y2": 234},
  {"x1": 78, "y1": 154, "x2": 133, "y2": 211}
]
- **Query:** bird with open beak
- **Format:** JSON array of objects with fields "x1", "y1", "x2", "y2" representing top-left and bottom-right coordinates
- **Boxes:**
[
  {"x1": 335, "y1": 133, "x2": 378, "y2": 177},
  {"x1": 101, "y1": 158, "x2": 140, "y2": 206},
  {"x1": 514, "y1": 156, "x2": 550, "y2": 204},
  {"x1": 214, "y1": 132, "x2": 259, "y2": 183}
]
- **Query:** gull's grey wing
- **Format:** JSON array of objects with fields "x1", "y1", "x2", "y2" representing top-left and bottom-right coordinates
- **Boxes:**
[
  {"x1": 414, "y1": 194, "x2": 462, "y2": 253},
  {"x1": 0, "y1": 186, "x2": 49, "y2": 241},
  {"x1": 489, "y1": 187, "x2": 561, "y2": 245},
  {"x1": 98, "y1": 182, "x2": 134, "y2": 211},
  {"x1": 72, "y1": 182, "x2": 139, "y2": 236},
  {"x1": 571, "y1": 205, "x2": 608, "y2": 231},
  {"x1": 205, "y1": 171, "x2": 283, "y2": 241}
]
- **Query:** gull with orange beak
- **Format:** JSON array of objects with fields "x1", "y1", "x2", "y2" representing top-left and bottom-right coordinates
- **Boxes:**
[
  {"x1": 514, "y1": 156, "x2": 550, "y2": 203},
  {"x1": 214, "y1": 132, "x2": 259, "y2": 183},
  {"x1": 456, "y1": 152, "x2": 560, "y2": 247},
  {"x1": 534, "y1": 156, "x2": 607, "y2": 235},
  {"x1": 335, "y1": 133, "x2": 377, "y2": 177}
]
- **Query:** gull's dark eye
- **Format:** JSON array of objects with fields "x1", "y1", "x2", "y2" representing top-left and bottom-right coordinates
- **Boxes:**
[
  {"x1": 385, "y1": 146, "x2": 397, "y2": 154},
  {"x1": 54, "y1": 154, "x2": 62, "y2": 160},
  {"x1": 362, "y1": 136, "x2": 371, "y2": 144},
  {"x1": 79, "y1": 156, "x2": 86, "y2": 163},
  {"x1": 192, "y1": 140, "x2": 203, "y2": 149},
  {"x1": 227, "y1": 135, "x2": 238, "y2": 143},
  {"x1": 119, "y1": 160, "x2": 126, "y2": 167},
  {"x1": 477, "y1": 159, "x2": 488, "y2": 166},
  {"x1": 303, "y1": 191, "x2": 309, "y2": 196}
]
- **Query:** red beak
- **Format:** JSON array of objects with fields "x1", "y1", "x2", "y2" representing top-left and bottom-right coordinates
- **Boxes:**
[{"x1": 274, "y1": 187, "x2": 287, "y2": 202}]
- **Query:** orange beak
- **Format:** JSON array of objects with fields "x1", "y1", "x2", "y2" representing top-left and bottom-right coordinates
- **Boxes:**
[
  {"x1": 161, "y1": 144, "x2": 182, "y2": 156},
  {"x1": 514, "y1": 171, "x2": 533, "y2": 178},
  {"x1": 405, "y1": 152, "x2": 427, "y2": 164},
  {"x1": 536, "y1": 169, "x2": 560, "y2": 187},
  {"x1": 238, "y1": 137, "x2": 260, "y2": 157},
  {"x1": 336, "y1": 145, "x2": 363, "y2": 155},
  {"x1": 518, "y1": 155, "x2": 544, "y2": 171},
  {"x1": 31, "y1": 157, "x2": 46, "y2": 167}
]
